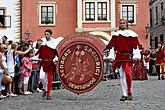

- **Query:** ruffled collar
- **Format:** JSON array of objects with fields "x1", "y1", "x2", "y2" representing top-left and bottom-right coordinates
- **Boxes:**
[
  {"x1": 41, "y1": 37, "x2": 63, "y2": 49},
  {"x1": 112, "y1": 30, "x2": 138, "y2": 37}
]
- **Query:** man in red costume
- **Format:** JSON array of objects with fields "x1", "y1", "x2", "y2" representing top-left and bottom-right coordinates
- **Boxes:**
[
  {"x1": 36, "y1": 29, "x2": 58, "y2": 100},
  {"x1": 106, "y1": 19, "x2": 141, "y2": 101},
  {"x1": 155, "y1": 42, "x2": 164, "y2": 80}
]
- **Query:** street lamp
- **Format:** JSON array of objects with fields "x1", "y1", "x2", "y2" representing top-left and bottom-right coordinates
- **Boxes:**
[
  {"x1": 145, "y1": 23, "x2": 150, "y2": 33},
  {"x1": 24, "y1": 30, "x2": 30, "y2": 40},
  {"x1": 145, "y1": 23, "x2": 150, "y2": 39}
]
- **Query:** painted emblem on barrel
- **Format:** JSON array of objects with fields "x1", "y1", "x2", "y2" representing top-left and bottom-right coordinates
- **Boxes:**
[{"x1": 57, "y1": 32, "x2": 105, "y2": 94}]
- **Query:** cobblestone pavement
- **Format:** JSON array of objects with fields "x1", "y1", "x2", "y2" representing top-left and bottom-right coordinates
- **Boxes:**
[{"x1": 0, "y1": 76, "x2": 165, "y2": 110}]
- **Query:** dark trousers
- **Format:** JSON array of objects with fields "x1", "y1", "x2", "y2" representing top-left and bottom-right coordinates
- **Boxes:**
[
  {"x1": 156, "y1": 65, "x2": 160, "y2": 80},
  {"x1": 149, "y1": 60, "x2": 155, "y2": 75},
  {"x1": 28, "y1": 70, "x2": 39, "y2": 92}
]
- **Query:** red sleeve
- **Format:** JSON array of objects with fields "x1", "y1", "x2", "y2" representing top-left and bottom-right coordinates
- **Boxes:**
[
  {"x1": 130, "y1": 37, "x2": 141, "y2": 49},
  {"x1": 107, "y1": 36, "x2": 117, "y2": 49},
  {"x1": 35, "y1": 46, "x2": 43, "y2": 55},
  {"x1": 55, "y1": 49, "x2": 59, "y2": 57}
]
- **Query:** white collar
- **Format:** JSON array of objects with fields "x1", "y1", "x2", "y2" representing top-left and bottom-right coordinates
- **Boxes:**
[
  {"x1": 112, "y1": 30, "x2": 138, "y2": 37},
  {"x1": 41, "y1": 37, "x2": 63, "y2": 49}
]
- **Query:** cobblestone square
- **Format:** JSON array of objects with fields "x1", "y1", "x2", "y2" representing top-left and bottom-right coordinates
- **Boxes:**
[{"x1": 0, "y1": 76, "x2": 165, "y2": 110}]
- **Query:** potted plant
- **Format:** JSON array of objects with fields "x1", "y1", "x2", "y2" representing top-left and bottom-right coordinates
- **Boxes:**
[
  {"x1": 128, "y1": 19, "x2": 134, "y2": 24},
  {"x1": 41, "y1": 16, "x2": 53, "y2": 24}
]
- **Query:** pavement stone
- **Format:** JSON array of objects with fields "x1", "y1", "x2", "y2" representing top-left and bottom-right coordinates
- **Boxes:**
[{"x1": 0, "y1": 76, "x2": 165, "y2": 110}]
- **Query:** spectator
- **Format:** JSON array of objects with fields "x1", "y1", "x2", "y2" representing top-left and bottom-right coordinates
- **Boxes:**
[
  {"x1": 29, "y1": 39, "x2": 43, "y2": 93},
  {"x1": 149, "y1": 47, "x2": 156, "y2": 75},
  {"x1": 0, "y1": 43, "x2": 8, "y2": 99},
  {"x1": 6, "y1": 42, "x2": 31, "y2": 95},
  {"x1": 1, "y1": 35, "x2": 8, "y2": 44},
  {"x1": 19, "y1": 48, "x2": 33, "y2": 95}
]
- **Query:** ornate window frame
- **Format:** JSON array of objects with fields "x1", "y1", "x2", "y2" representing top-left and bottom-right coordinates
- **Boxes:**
[
  {"x1": 38, "y1": 2, "x2": 56, "y2": 26},
  {"x1": 83, "y1": 0, "x2": 110, "y2": 22},
  {"x1": 120, "y1": 3, "x2": 136, "y2": 24}
]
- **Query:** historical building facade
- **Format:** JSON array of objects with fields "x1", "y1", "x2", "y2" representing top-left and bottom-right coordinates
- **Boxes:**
[
  {"x1": 149, "y1": 0, "x2": 165, "y2": 48},
  {"x1": 1, "y1": 0, "x2": 150, "y2": 48}
]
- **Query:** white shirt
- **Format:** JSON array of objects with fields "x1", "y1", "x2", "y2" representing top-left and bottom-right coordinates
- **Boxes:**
[{"x1": 6, "y1": 50, "x2": 15, "y2": 73}]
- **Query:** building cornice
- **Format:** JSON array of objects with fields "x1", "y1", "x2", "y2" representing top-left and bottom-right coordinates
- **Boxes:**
[
  {"x1": 119, "y1": 0, "x2": 138, "y2": 4},
  {"x1": 149, "y1": 0, "x2": 156, "y2": 5},
  {"x1": 37, "y1": 1, "x2": 56, "y2": 4},
  {"x1": 75, "y1": 27, "x2": 119, "y2": 32}
]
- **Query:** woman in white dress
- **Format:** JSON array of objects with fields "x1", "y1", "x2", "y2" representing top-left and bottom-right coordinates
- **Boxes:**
[{"x1": 6, "y1": 42, "x2": 31, "y2": 96}]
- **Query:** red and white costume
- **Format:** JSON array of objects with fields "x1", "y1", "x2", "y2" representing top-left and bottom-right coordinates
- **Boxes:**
[
  {"x1": 107, "y1": 30, "x2": 141, "y2": 97},
  {"x1": 35, "y1": 37, "x2": 58, "y2": 97},
  {"x1": 143, "y1": 52, "x2": 150, "y2": 71},
  {"x1": 155, "y1": 46, "x2": 164, "y2": 77}
]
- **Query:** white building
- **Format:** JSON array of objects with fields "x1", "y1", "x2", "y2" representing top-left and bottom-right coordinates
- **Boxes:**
[{"x1": 0, "y1": 0, "x2": 20, "y2": 41}]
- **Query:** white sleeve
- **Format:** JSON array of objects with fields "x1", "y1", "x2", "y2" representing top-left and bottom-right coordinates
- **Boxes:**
[
  {"x1": 31, "y1": 55, "x2": 40, "y2": 61},
  {"x1": 132, "y1": 46, "x2": 141, "y2": 60},
  {"x1": 107, "y1": 47, "x2": 115, "y2": 60},
  {"x1": 53, "y1": 56, "x2": 58, "y2": 62},
  {"x1": 103, "y1": 53, "x2": 107, "y2": 60}
]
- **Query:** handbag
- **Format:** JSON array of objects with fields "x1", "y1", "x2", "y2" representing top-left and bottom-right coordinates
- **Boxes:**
[{"x1": 2, "y1": 74, "x2": 13, "y2": 85}]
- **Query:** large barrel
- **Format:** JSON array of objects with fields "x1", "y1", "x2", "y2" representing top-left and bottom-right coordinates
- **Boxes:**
[{"x1": 56, "y1": 32, "x2": 105, "y2": 94}]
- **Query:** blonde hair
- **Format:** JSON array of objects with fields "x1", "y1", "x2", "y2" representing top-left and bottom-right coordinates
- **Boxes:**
[
  {"x1": 11, "y1": 42, "x2": 18, "y2": 50},
  {"x1": 7, "y1": 42, "x2": 18, "y2": 52}
]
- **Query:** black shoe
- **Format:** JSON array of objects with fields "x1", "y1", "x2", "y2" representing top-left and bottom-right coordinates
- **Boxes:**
[
  {"x1": 161, "y1": 76, "x2": 164, "y2": 80},
  {"x1": 120, "y1": 96, "x2": 127, "y2": 101},
  {"x1": 17, "y1": 91, "x2": 24, "y2": 95},
  {"x1": 42, "y1": 91, "x2": 46, "y2": 97},
  {"x1": 158, "y1": 77, "x2": 160, "y2": 80},
  {"x1": 46, "y1": 96, "x2": 52, "y2": 100},
  {"x1": 127, "y1": 93, "x2": 133, "y2": 100}
]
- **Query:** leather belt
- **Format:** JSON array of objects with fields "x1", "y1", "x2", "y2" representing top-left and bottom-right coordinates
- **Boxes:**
[
  {"x1": 118, "y1": 52, "x2": 132, "y2": 56},
  {"x1": 41, "y1": 58, "x2": 53, "y2": 62}
]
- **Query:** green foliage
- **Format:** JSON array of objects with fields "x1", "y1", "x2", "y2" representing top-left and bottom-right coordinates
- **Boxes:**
[
  {"x1": 41, "y1": 19, "x2": 53, "y2": 24},
  {"x1": 128, "y1": 19, "x2": 134, "y2": 24}
]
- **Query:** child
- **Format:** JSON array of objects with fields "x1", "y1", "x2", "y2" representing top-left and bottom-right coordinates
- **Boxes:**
[{"x1": 20, "y1": 49, "x2": 33, "y2": 95}]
